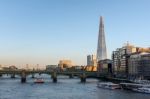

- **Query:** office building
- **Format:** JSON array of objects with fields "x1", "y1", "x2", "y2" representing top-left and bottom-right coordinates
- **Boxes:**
[
  {"x1": 97, "y1": 16, "x2": 107, "y2": 61},
  {"x1": 87, "y1": 54, "x2": 97, "y2": 66},
  {"x1": 112, "y1": 42, "x2": 150, "y2": 78},
  {"x1": 128, "y1": 52, "x2": 150, "y2": 79}
]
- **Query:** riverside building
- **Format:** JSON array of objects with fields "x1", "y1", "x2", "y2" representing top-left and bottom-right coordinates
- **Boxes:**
[
  {"x1": 112, "y1": 43, "x2": 150, "y2": 79},
  {"x1": 128, "y1": 52, "x2": 150, "y2": 79}
]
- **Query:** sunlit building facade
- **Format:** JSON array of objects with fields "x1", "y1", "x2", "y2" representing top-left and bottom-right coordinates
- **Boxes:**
[
  {"x1": 58, "y1": 60, "x2": 72, "y2": 70},
  {"x1": 87, "y1": 54, "x2": 97, "y2": 67}
]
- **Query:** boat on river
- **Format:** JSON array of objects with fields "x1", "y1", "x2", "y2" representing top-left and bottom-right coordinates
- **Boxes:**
[
  {"x1": 34, "y1": 78, "x2": 44, "y2": 83},
  {"x1": 120, "y1": 83, "x2": 143, "y2": 90},
  {"x1": 120, "y1": 83, "x2": 150, "y2": 94},
  {"x1": 120, "y1": 83, "x2": 150, "y2": 90},
  {"x1": 132, "y1": 87, "x2": 150, "y2": 94},
  {"x1": 132, "y1": 80, "x2": 150, "y2": 85},
  {"x1": 97, "y1": 82, "x2": 121, "y2": 89}
]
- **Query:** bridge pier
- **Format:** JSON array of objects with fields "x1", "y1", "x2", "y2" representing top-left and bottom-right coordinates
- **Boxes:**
[
  {"x1": 69, "y1": 74, "x2": 74, "y2": 79},
  {"x1": 21, "y1": 70, "x2": 26, "y2": 83},
  {"x1": 80, "y1": 73, "x2": 86, "y2": 83},
  {"x1": 39, "y1": 73, "x2": 41, "y2": 76},
  {"x1": 11, "y1": 74, "x2": 15, "y2": 78},
  {"x1": 31, "y1": 74, "x2": 35, "y2": 78},
  {"x1": 51, "y1": 72, "x2": 57, "y2": 83}
]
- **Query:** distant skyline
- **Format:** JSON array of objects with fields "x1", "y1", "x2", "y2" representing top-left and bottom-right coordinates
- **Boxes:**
[{"x1": 0, "y1": 0, "x2": 150, "y2": 67}]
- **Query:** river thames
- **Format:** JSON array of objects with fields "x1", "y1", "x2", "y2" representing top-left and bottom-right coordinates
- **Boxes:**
[{"x1": 0, "y1": 74, "x2": 149, "y2": 99}]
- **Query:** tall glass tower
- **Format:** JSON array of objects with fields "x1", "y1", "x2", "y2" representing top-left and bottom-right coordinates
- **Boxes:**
[{"x1": 97, "y1": 16, "x2": 107, "y2": 61}]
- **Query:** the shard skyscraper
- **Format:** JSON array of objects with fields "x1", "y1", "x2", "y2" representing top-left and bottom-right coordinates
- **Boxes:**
[{"x1": 97, "y1": 16, "x2": 107, "y2": 61}]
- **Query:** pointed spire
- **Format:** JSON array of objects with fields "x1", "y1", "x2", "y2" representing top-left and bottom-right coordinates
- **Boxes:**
[{"x1": 97, "y1": 16, "x2": 107, "y2": 61}]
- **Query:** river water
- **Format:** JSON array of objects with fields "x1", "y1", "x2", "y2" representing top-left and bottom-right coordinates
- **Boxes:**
[{"x1": 0, "y1": 74, "x2": 149, "y2": 99}]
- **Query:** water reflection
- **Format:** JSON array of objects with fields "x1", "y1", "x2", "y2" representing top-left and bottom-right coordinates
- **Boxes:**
[{"x1": 0, "y1": 75, "x2": 149, "y2": 99}]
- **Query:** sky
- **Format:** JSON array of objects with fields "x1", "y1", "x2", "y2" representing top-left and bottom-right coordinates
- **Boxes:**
[{"x1": 0, "y1": 0, "x2": 150, "y2": 68}]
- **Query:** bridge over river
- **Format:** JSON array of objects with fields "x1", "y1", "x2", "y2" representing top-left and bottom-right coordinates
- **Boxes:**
[
  {"x1": 0, "y1": 70, "x2": 131, "y2": 84},
  {"x1": 0, "y1": 70, "x2": 99, "y2": 83}
]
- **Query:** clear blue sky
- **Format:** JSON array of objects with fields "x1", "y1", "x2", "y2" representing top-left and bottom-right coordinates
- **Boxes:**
[{"x1": 0, "y1": 0, "x2": 150, "y2": 67}]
